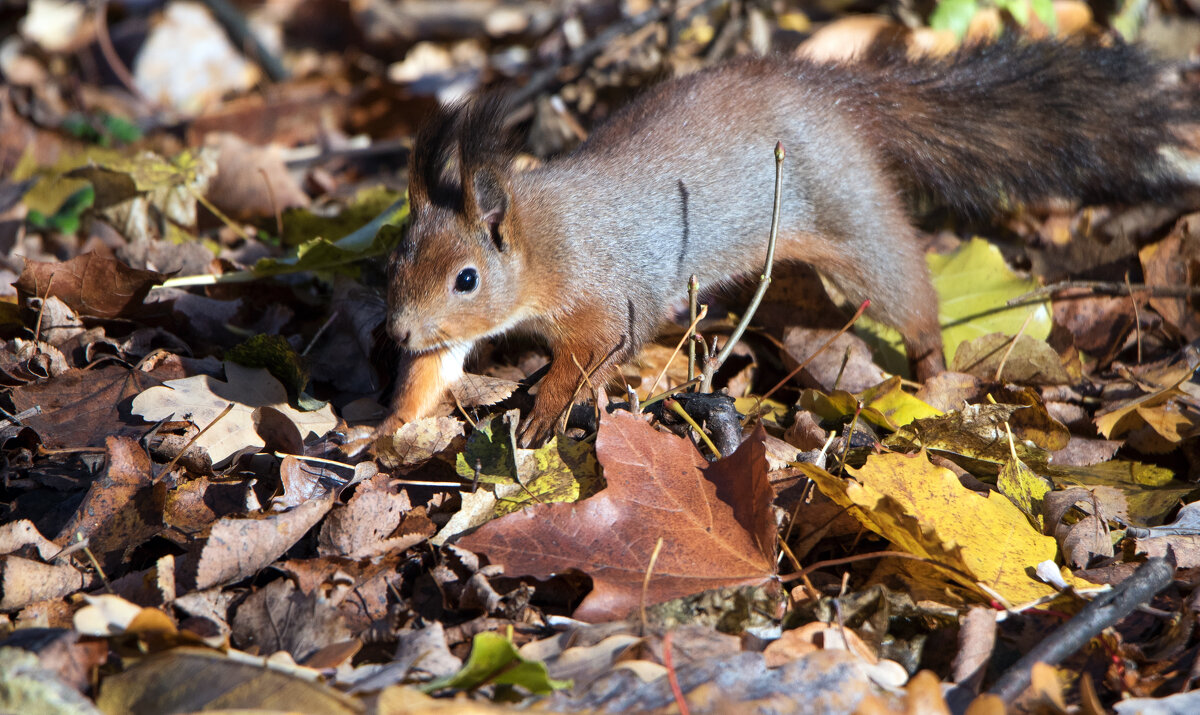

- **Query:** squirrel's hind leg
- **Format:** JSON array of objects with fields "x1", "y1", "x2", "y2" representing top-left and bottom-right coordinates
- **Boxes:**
[{"x1": 783, "y1": 222, "x2": 945, "y2": 382}]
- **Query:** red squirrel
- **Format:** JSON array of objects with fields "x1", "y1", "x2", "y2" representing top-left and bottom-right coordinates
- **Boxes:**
[{"x1": 384, "y1": 36, "x2": 1198, "y2": 446}]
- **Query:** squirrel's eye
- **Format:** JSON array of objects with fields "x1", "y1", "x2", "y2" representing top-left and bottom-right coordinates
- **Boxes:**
[{"x1": 454, "y1": 267, "x2": 479, "y2": 294}]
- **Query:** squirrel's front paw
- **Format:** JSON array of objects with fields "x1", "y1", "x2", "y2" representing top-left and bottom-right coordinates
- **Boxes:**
[{"x1": 516, "y1": 409, "x2": 558, "y2": 448}]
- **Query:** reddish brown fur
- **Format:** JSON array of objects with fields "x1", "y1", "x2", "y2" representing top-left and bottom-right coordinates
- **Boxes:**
[{"x1": 385, "y1": 38, "x2": 1196, "y2": 445}]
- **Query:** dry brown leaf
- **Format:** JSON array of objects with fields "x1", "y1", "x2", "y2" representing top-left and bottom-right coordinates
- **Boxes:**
[
  {"x1": 1140, "y1": 218, "x2": 1200, "y2": 341},
  {"x1": 231, "y1": 577, "x2": 352, "y2": 662},
  {"x1": 458, "y1": 411, "x2": 776, "y2": 622},
  {"x1": 11, "y1": 364, "x2": 162, "y2": 448},
  {"x1": 781, "y1": 325, "x2": 887, "y2": 392},
  {"x1": 53, "y1": 436, "x2": 162, "y2": 572},
  {"x1": 205, "y1": 133, "x2": 310, "y2": 221},
  {"x1": 182, "y1": 495, "x2": 334, "y2": 591},
  {"x1": 14, "y1": 250, "x2": 164, "y2": 319},
  {"x1": 951, "y1": 333, "x2": 1071, "y2": 385},
  {"x1": 95, "y1": 647, "x2": 360, "y2": 714},
  {"x1": 1051, "y1": 290, "x2": 1135, "y2": 359},
  {"x1": 317, "y1": 472, "x2": 434, "y2": 559},
  {"x1": 277, "y1": 454, "x2": 337, "y2": 508},
  {"x1": 0, "y1": 519, "x2": 60, "y2": 561},
  {"x1": 377, "y1": 415, "x2": 465, "y2": 467},
  {"x1": 165, "y1": 476, "x2": 248, "y2": 534},
  {"x1": 0, "y1": 556, "x2": 94, "y2": 612},
  {"x1": 1042, "y1": 488, "x2": 1113, "y2": 569}
]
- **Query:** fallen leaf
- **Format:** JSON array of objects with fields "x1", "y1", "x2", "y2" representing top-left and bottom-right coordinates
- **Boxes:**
[
  {"x1": 0, "y1": 648, "x2": 103, "y2": 715},
  {"x1": 1140, "y1": 220, "x2": 1200, "y2": 341},
  {"x1": 800, "y1": 450, "x2": 1072, "y2": 604},
  {"x1": 182, "y1": 495, "x2": 333, "y2": 591},
  {"x1": 95, "y1": 647, "x2": 359, "y2": 714},
  {"x1": 800, "y1": 376, "x2": 941, "y2": 433},
  {"x1": 11, "y1": 364, "x2": 162, "y2": 448},
  {"x1": 204, "y1": 133, "x2": 310, "y2": 221},
  {"x1": 458, "y1": 412, "x2": 776, "y2": 622},
  {"x1": 1043, "y1": 488, "x2": 1113, "y2": 569},
  {"x1": 951, "y1": 333, "x2": 1072, "y2": 385},
  {"x1": 131, "y1": 362, "x2": 337, "y2": 464},
  {"x1": 996, "y1": 452, "x2": 1053, "y2": 530},
  {"x1": 14, "y1": 250, "x2": 164, "y2": 319},
  {"x1": 376, "y1": 416, "x2": 465, "y2": 468},
  {"x1": 453, "y1": 414, "x2": 602, "y2": 515},
  {"x1": 0, "y1": 556, "x2": 94, "y2": 612},
  {"x1": 53, "y1": 436, "x2": 162, "y2": 572},
  {"x1": 423, "y1": 631, "x2": 571, "y2": 695},
  {"x1": 0, "y1": 519, "x2": 60, "y2": 561},
  {"x1": 318, "y1": 473, "x2": 434, "y2": 559},
  {"x1": 231, "y1": 577, "x2": 352, "y2": 662}
]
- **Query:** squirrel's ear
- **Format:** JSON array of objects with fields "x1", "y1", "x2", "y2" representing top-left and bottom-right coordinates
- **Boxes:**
[{"x1": 464, "y1": 166, "x2": 512, "y2": 251}]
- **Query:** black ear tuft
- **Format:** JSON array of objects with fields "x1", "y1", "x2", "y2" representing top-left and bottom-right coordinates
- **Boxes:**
[
  {"x1": 458, "y1": 93, "x2": 520, "y2": 169},
  {"x1": 456, "y1": 93, "x2": 518, "y2": 250},
  {"x1": 409, "y1": 103, "x2": 462, "y2": 206}
]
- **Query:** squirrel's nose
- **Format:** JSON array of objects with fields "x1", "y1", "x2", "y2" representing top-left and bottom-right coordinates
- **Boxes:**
[{"x1": 388, "y1": 322, "x2": 411, "y2": 347}]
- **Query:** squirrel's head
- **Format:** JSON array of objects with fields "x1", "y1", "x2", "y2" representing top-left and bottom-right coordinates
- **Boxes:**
[{"x1": 386, "y1": 96, "x2": 525, "y2": 353}]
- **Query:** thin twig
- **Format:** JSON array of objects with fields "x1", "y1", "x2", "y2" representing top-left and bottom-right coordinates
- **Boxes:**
[
  {"x1": 302, "y1": 310, "x2": 339, "y2": 357},
  {"x1": 32, "y1": 273, "x2": 54, "y2": 345},
  {"x1": 994, "y1": 311, "x2": 1034, "y2": 383},
  {"x1": 756, "y1": 299, "x2": 871, "y2": 407},
  {"x1": 701, "y1": 142, "x2": 785, "y2": 391},
  {"x1": 648, "y1": 304, "x2": 708, "y2": 397},
  {"x1": 641, "y1": 376, "x2": 703, "y2": 410},
  {"x1": 93, "y1": 0, "x2": 150, "y2": 105},
  {"x1": 687, "y1": 274, "x2": 699, "y2": 382},
  {"x1": 662, "y1": 630, "x2": 690, "y2": 715},
  {"x1": 779, "y1": 549, "x2": 983, "y2": 598},
  {"x1": 1009, "y1": 280, "x2": 1200, "y2": 303},
  {"x1": 1126, "y1": 271, "x2": 1142, "y2": 365},
  {"x1": 157, "y1": 402, "x2": 235, "y2": 479},
  {"x1": 640, "y1": 537, "x2": 665, "y2": 631},
  {"x1": 836, "y1": 402, "x2": 862, "y2": 474},
  {"x1": 258, "y1": 167, "x2": 283, "y2": 238},
  {"x1": 988, "y1": 557, "x2": 1175, "y2": 704},
  {"x1": 190, "y1": 187, "x2": 253, "y2": 243},
  {"x1": 664, "y1": 398, "x2": 721, "y2": 457},
  {"x1": 199, "y1": 0, "x2": 290, "y2": 82}
]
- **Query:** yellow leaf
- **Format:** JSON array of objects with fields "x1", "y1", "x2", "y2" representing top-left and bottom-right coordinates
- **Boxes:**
[
  {"x1": 800, "y1": 450, "x2": 1068, "y2": 604},
  {"x1": 997, "y1": 455, "x2": 1052, "y2": 529},
  {"x1": 799, "y1": 377, "x2": 941, "y2": 432},
  {"x1": 859, "y1": 377, "x2": 943, "y2": 427}
]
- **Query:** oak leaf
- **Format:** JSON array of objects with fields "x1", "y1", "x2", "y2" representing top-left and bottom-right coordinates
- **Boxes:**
[{"x1": 130, "y1": 362, "x2": 337, "y2": 465}]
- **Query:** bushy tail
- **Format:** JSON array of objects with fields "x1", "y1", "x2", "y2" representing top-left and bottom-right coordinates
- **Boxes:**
[{"x1": 840, "y1": 36, "x2": 1199, "y2": 213}]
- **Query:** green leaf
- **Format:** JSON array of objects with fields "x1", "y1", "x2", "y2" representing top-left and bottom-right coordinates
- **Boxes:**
[
  {"x1": 995, "y1": 0, "x2": 1030, "y2": 25},
  {"x1": 930, "y1": 0, "x2": 980, "y2": 37},
  {"x1": 101, "y1": 114, "x2": 143, "y2": 144},
  {"x1": 862, "y1": 236, "x2": 1053, "y2": 373},
  {"x1": 422, "y1": 632, "x2": 571, "y2": 696},
  {"x1": 1029, "y1": 0, "x2": 1057, "y2": 30},
  {"x1": 26, "y1": 184, "x2": 94, "y2": 234},
  {"x1": 454, "y1": 415, "x2": 602, "y2": 515},
  {"x1": 249, "y1": 198, "x2": 408, "y2": 279},
  {"x1": 225, "y1": 334, "x2": 308, "y2": 399}
]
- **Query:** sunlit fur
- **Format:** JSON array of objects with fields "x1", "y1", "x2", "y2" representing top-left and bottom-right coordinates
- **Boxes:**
[{"x1": 385, "y1": 36, "x2": 1199, "y2": 443}]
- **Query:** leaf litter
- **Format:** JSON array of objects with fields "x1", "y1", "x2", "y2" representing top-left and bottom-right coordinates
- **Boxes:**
[{"x1": 4, "y1": 1, "x2": 1200, "y2": 714}]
